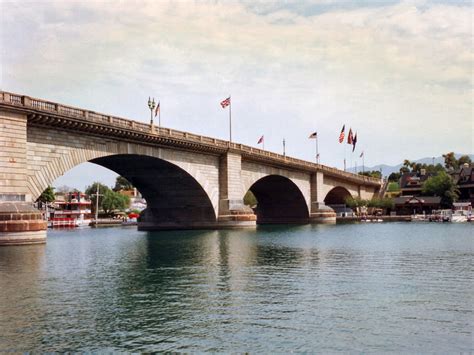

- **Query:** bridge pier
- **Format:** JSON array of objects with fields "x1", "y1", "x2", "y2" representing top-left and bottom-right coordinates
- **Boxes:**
[
  {"x1": 0, "y1": 109, "x2": 47, "y2": 246},
  {"x1": 217, "y1": 151, "x2": 257, "y2": 228},
  {"x1": 309, "y1": 172, "x2": 336, "y2": 224}
]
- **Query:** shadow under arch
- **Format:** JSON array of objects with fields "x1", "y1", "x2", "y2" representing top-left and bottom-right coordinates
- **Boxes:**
[
  {"x1": 91, "y1": 154, "x2": 216, "y2": 230},
  {"x1": 324, "y1": 186, "x2": 352, "y2": 206},
  {"x1": 247, "y1": 175, "x2": 309, "y2": 224}
]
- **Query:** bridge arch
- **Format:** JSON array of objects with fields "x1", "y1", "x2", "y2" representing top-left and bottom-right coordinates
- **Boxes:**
[
  {"x1": 245, "y1": 175, "x2": 309, "y2": 224},
  {"x1": 324, "y1": 186, "x2": 352, "y2": 206},
  {"x1": 26, "y1": 128, "x2": 220, "y2": 228}
]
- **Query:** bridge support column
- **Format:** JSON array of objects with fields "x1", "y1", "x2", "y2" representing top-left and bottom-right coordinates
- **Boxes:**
[
  {"x1": 0, "y1": 109, "x2": 47, "y2": 245},
  {"x1": 217, "y1": 151, "x2": 256, "y2": 228},
  {"x1": 309, "y1": 171, "x2": 336, "y2": 224}
]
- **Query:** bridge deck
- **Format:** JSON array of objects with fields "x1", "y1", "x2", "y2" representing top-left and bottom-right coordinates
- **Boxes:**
[{"x1": 0, "y1": 91, "x2": 381, "y2": 187}]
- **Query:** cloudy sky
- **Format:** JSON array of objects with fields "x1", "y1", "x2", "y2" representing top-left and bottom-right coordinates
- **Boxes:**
[{"x1": 1, "y1": 0, "x2": 472, "y2": 189}]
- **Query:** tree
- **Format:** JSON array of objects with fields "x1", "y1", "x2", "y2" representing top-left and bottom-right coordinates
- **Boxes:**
[
  {"x1": 101, "y1": 190, "x2": 130, "y2": 215},
  {"x1": 56, "y1": 185, "x2": 74, "y2": 194},
  {"x1": 37, "y1": 186, "x2": 55, "y2": 207},
  {"x1": 443, "y1": 152, "x2": 458, "y2": 170},
  {"x1": 359, "y1": 170, "x2": 382, "y2": 179},
  {"x1": 422, "y1": 170, "x2": 459, "y2": 207},
  {"x1": 243, "y1": 190, "x2": 258, "y2": 207},
  {"x1": 113, "y1": 176, "x2": 133, "y2": 191},
  {"x1": 458, "y1": 155, "x2": 472, "y2": 166},
  {"x1": 388, "y1": 172, "x2": 401, "y2": 182},
  {"x1": 345, "y1": 196, "x2": 368, "y2": 208},
  {"x1": 85, "y1": 182, "x2": 111, "y2": 214}
]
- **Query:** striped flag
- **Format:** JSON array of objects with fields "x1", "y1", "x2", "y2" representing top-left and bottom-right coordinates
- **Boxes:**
[
  {"x1": 347, "y1": 128, "x2": 353, "y2": 145},
  {"x1": 257, "y1": 135, "x2": 264, "y2": 144},
  {"x1": 338, "y1": 125, "x2": 345, "y2": 143},
  {"x1": 220, "y1": 97, "x2": 230, "y2": 108},
  {"x1": 154, "y1": 101, "x2": 160, "y2": 117},
  {"x1": 309, "y1": 132, "x2": 317, "y2": 139}
]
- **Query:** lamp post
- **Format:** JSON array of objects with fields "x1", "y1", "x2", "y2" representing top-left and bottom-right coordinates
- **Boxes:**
[{"x1": 148, "y1": 97, "x2": 156, "y2": 126}]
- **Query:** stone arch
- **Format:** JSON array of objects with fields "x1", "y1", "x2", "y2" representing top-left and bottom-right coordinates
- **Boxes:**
[
  {"x1": 241, "y1": 161, "x2": 311, "y2": 210},
  {"x1": 91, "y1": 154, "x2": 216, "y2": 230},
  {"x1": 324, "y1": 186, "x2": 352, "y2": 206},
  {"x1": 246, "y1": 175, "x2": 309, "y2": 224},
  {"x1": 26, "y1": 127, "x2": 220, "y2": 224}
]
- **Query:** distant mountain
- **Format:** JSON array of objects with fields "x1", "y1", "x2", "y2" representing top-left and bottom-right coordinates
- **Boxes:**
[{"x1": 348, "y1": 153, "x2": 474, "y2": 176}]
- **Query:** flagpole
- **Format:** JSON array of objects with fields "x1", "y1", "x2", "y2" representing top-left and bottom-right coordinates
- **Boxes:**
[
  {"x1": 363, "y1": 153, "x2": 365, "y2": 173},
  {"x1": 159, "y1": 102, "x2": 161, "y2": 128},
  {"x1": 316, "y1": 135, "x2": 319, "y2": 164},
  {"x1": 344, "y1": 141, "x2": 346, "y2": 171},
  {"x1": 283, "y1": 138, "x2": 286, "y2": 156},
  {"x1": 263, "y1": 137, "x2": 265, "y2": 151},
  {"x1": 229, "y1": 95, "x2": 232, "y2": 144}
]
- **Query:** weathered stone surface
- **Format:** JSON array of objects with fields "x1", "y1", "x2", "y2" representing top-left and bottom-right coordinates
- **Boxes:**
[
  {"x1": 0, "y1": 202, "x2": 47, "y2": 245},
  {"x1": 0, "y1": 92, "x2": 382, "y2": 241}
]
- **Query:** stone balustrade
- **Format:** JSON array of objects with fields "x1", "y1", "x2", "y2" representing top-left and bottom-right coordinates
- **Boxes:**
[{"x1": 0, "y1": 91, "x2": 381, "y2": 187}]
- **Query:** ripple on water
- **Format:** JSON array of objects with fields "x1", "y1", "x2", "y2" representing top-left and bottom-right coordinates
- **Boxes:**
[{"x1": 0, "y1": 223, "x2": 472, "y2": 352}]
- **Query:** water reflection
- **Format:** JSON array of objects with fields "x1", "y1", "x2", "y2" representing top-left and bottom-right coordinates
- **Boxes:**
[
  {"x1": 0, "y1": 224, "x2": 472, "y2": 352},
  {"x1": 0, "y1": 245, "x2": 46, "y2": 351}
]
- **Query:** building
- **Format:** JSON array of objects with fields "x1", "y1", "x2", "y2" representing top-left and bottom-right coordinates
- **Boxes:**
[
  {"x1": 393, "y1": 196, "x2": 441, "y2": 215},
  {"x1": 399, "y1": 169, "x2": 433, "y2": 196},
  {"x1": 450, "y1": 163, "x2": 474, "y2": 205}
]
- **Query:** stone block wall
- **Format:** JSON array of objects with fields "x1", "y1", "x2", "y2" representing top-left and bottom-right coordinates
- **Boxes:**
[{"x1": 0, "y1": 111, "x2": 29, "y2": 202}]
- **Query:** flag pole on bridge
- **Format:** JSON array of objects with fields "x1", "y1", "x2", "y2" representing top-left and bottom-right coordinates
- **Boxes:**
[
  {"x1": 220, "y1": 96, "x2": 232, "y2": 144},
  {"x1": 309, "y1": 131, "x2": 318, "y2": 163}
]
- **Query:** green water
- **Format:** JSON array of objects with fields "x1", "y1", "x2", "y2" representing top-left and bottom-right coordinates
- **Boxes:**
[{"x1": 0, "y1": 223, "x2": 472, "y2": 352}]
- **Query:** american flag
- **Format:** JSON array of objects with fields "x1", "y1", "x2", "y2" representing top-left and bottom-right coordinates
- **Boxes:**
[
  {"x1": 154, "y1": 101, "x2": 160, "y2": 117},
  {"x1": 338, "y1": 124, "x2": 345, "y2": 143},
  {"x1": 220, "y1": 97, "x2": 231, "y2": 108},
  {"x1": 257, "y1": 135, "x2": 264, "y2": 144}
]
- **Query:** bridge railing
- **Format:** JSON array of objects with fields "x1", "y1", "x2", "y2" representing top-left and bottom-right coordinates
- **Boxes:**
[{"x1": 0, "y1": 91, "x2": 381, "y2": 185}]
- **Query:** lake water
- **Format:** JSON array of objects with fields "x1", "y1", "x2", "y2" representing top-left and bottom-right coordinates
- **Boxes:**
[{"x1": 0, "y1": 223, "x2": 472, "y2": 352}]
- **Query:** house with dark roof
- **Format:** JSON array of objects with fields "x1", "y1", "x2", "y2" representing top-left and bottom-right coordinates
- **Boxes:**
[
  {"x1": 393, "y1": 196, "x2": 441, "y2": 215},
  {"x1": 450, "y1": 163, "x2": 474, "y2": 204},
  {"x1": 399, "y1": 170, "x2": 433, "y2": 196}
]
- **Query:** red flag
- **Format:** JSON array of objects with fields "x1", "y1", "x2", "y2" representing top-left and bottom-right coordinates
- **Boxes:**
[
  {"x1": 220, "y1": 97, "x2": 230, "y2": 108},
  {"x1": 257, "y1": 135, "x2": 264, "y2": 144},
  {"x1": 347, "y1": 128, "x2": 353, "y2": 145},
  {"x1": 338, "y1": 125, "x2": 345, "y2": 143},
  {"x1": 154, "y1": 101, "x2": 160, "y2": 117}
]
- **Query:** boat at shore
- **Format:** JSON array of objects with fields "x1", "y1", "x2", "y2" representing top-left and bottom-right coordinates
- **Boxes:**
[{"x1": 48, "y1": 192, "x2": 93, "y2": 228}]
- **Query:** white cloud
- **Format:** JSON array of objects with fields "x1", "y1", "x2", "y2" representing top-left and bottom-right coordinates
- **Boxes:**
[{"x1": 1, "y1": 0, "x2": 472, "y2": 172}]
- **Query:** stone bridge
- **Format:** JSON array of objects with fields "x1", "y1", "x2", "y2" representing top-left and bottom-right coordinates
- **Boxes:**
[{"x1": 0, "y1": 91, "x2": 381, "y2": 245}]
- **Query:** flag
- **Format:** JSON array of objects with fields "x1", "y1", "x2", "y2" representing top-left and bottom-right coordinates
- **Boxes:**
[
  {"x1": 154, "y1": 101, "x2": 160, "y2": 117},
  {"x1": 309, "y1": 132, "x2": 317, "y2": 139},
  {"x1": 220, "y1": 97, "x2": 230, "y2": 108},
  {"x1": 352, "y1": 132, "x2": 357, "y2": 152},
  {"x1": 257, "y1": 135, "x2": 264, "y2": 144},
  {"x1": 360, "y1": 151, "x2": 364, "y2": 158},
  {"x1": 316, "y1": 153, "x2": 320, "y2": 159},
  {"x1": 338, "y1": 124, "x2": 345, "y2": 143},
  {"x1": 347, "y1": 128, "x2": 353, "y2": 145}
]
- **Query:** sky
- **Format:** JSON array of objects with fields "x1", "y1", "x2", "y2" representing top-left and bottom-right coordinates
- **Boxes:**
[{"x1": 1, "y1": 0, "x2": 472, "y2": 190}]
